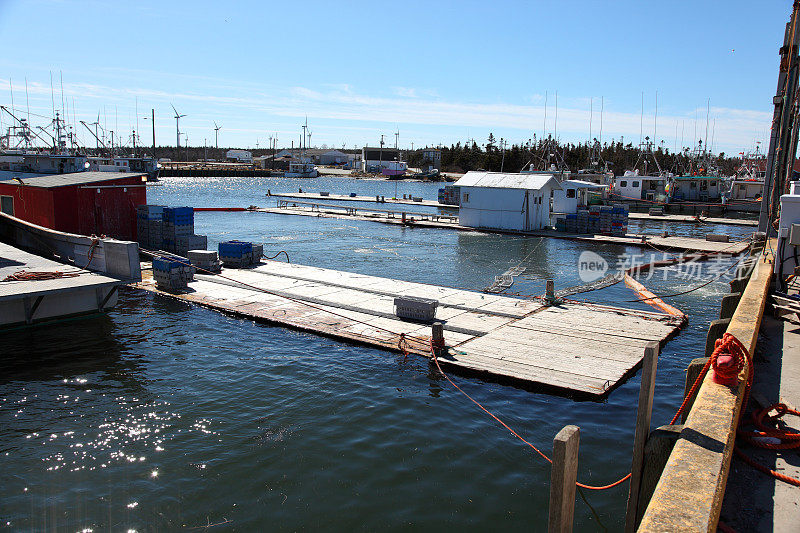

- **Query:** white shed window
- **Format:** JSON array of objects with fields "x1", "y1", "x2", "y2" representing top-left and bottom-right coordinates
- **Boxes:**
[
  {"x1": 463, "y1": 192, "x2": 469, "y2": 203},
  {"x1": 566, "y1": 189, "x2": 576, "y2": 198}
]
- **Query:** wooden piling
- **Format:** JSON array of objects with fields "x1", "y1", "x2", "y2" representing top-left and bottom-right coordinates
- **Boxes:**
[
  {"x1": 548, "y1": 425, "x2": 580, "y2": 533},
  {"x1": 705, "y1": 318, "x2": 731, "y2": 357},
  {"x1": 719, "y1": 292, "x2": 742, "y2": 320},
  {"x1": 546, "y1": 279, "x2": 555, "y2": 302},
  {"x1": 635, "y1": 424, "x2": 683, "y2": 523},
  {"x1": 682, "y1": 358, "x2": 709, "y2": 423},
  {"x1": 624, "y1": 342, "x2": 660, "y2": 532}
]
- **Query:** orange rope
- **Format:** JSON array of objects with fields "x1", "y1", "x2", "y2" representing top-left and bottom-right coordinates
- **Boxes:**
[
  {"x1": 429, "y1": 340, "x2": 631, "y2": 490},
  {"x1": 670, "y1": 332, "x2": 800, "y2": 487},
  {"x1": 2, "y1": 270, "x2": 79, "y2": 282}
]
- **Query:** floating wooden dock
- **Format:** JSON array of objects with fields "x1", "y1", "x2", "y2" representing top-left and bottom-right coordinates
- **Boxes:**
[
  {"x1": 626, "y1": 212, "x2": 758, "y2": 227},
  {"x1": 254, "y1": 203, "x2": 750, "y2": 255},
  {"x1": 134, "y1": 260, "x2": 684, "y2": 397},
  {"x1": 268, "y1": 191, "x2": 446, "y2": 208}
]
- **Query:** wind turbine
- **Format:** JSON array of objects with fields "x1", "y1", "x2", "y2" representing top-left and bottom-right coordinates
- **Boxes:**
[
  {"x1": 307, "y1": 130, "x2": 312, "y2": 149},
  {"x1": 171, "y1": 103, "x2": 186, "y2": 149},
  {"x1": 394, "y1": 128, "x2": 399, "y2": 149},
  {"x1": 214, "y1": 121, "x2": 221, "y2": 149}
]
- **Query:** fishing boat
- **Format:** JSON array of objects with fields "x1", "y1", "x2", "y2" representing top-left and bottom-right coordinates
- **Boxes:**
[
  {"x1": 724, "y1": 145, "x2": 765, "y2": 212},
  {"x1": 285, "y1": 160, "x2": 318, "y2": 178}
]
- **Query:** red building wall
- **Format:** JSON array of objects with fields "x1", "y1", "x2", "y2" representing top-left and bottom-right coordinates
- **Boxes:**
[
  {"x1": 1, "y1": 175, "x2": 146, "y2": 240},
  {"x1": 0, "y1": 183, "x2": 56, "y2": 228}
]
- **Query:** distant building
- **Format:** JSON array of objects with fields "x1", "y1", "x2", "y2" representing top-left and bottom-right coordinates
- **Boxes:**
[
  {"x1": 225, "y1": 150, "x2": 252, "y2": 163},
  {"x1": 361, "y1": 146, "x2": 407, "y2": 176},
  {"x1": 454, "y1": 171, "x2": 562, "y2": 231},
  {"x1": 303, "y1": 149, "x2": 350, "y2": 165},
  {"x1": 422, "y1": 148, "x2": 441, "y2": 171}
]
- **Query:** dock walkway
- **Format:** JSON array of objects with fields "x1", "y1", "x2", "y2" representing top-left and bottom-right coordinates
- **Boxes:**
[
  {"x1": 627, "y1": 212, "x2": 758, "y2": 227},
  {"x1": 255, "y1": 204, "x2": 750, "y2": 255},
  {"x1": 268, "y1": 192, "x2": 445, "y2": 208},
  {"x1": 719, "y1": 313, "x2": 800, "y2": 531},
  {"x1": 134, "y1": 260, "x2": 684, "y2": 397},
  {"x1": 0, "y1": 242, "x2": 124, "y2": 327}
]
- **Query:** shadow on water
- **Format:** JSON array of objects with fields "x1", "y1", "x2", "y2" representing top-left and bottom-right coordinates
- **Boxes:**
[{"x1": 0, "y1": 314, "x2": 136, "y2": 382}]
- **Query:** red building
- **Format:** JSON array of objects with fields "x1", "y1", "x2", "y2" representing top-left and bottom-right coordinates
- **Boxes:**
[{"x1": 0, "y1": 172, "x2": 147, "y2": 241}]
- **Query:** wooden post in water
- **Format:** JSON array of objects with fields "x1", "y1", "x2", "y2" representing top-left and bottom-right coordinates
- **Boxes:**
[
  {"x1": 546, "y1": 279, "x2": 555, "y2": 303},
  {"x1": 431, "y1": 321, "x2": 445, "y2": 357},
  {"x1": 548, "y1": 425, "x2": 580, "y2": 533},
  {"x1": 624, "y1": 342, "x2": 660, "y2": 531}
]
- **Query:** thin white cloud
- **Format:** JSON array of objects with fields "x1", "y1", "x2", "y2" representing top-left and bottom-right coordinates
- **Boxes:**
[{"x1": 0, "y1": 76, "x2": 770, "y2": 153}]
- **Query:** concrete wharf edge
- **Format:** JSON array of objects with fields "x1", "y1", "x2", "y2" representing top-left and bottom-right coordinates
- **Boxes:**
[
  {"x1": 637, "y1": 246, "x2": 774, "y2": 531},
  {"x1": 131, "y1": 260, "x2": 684, "y2": 398},
  {"x1": 252, "y1": 205, "x2": 750, "y2": 255}
]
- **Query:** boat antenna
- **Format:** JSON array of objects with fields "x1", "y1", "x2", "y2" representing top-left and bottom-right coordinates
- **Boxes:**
[
  {"x1": 639, "y1": 91, "x2": 644, "y2": 144},
  {"x1": 542, "y1": 91, "x2": 548, "y2": 140},
  {"x1": 8, "y1": 78, "x2": 14, "y2": 118},
  {"x1": 554, "y1": 90, "x2": 558, "y2": 141},
  {"x1": 599, "y1": 96, "x2": 604, "y2": 147},
  {"x1": 704, "y1": 98, "x2": 710, "y2": 156},
  {"x1": 50, "y1": 71, "x2": 56, "y2": 120},
  {"x1": 24, "y1": 77, "x2": 30, "y2": 126},
  {"x1": 589, "y1": 96, "x2": 593, "y2": 147},
  {"x1": 654, "y1": 90, "x2": 658, "y2": 149},
  {"x1": 60, "y1": 71, "x2": 66, "y2": 125}
]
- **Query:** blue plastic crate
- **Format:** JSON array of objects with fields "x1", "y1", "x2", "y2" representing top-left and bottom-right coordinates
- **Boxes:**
[
  {"x1": 163, "y1": 207, "x2": 194, "y2": 225},
  {"x1": 219, "y1": 241, "x2": 252, "y2": 258},
  {"x1": 153, "y1": 256, "x2": 185, "y2": 272}
]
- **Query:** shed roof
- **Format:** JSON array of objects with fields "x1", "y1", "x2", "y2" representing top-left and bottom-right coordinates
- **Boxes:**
[
  {"x1": 561, "y1": 179, "x2": 607, "y2": 189},
  {"x1": 455, "y1": 171, "x2": 562, "y2": 190},
  {"x1": 1, "y1": 171, "x2": 146, "y2": 189}
]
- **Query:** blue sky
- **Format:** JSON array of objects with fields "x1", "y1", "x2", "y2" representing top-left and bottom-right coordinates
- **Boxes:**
[{"x1": 0, "y1": 0, "x2": 792, "y2": 154}]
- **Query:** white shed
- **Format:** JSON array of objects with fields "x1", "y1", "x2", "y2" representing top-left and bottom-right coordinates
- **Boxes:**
[
  {"x1": 553, "y1": 180, "x2": 607, "y2": 214},
  {"x1": 454, "y1": 171, "x2": 562, "y2": 231}
]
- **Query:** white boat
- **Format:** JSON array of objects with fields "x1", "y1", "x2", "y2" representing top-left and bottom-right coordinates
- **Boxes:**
[{"x1": 285, "y1": 160, "x2": 318, "y2": 178}]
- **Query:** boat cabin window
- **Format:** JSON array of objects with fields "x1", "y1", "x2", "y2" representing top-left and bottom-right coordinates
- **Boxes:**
[
  {"x1": 649, "y1": 181, "x2": 658, "y2": 190},
  {"x1": 632, "y1": 181, "x2": 639, "y2": 188},
  {"x1": 620, "y1": 181, "x2": 627, "y2": 187},
  {"x1": 739, "y1": 184, "x2": 746, "y2": 192},
  {"x1": 690, "y1": 181, "x2": 697, "y2": 188},
  {"x1": 566, "y1": 189, "x2": 576, "y2": 198},
  {"x1": 710, "y1": 181, "x2": 716, "y2": 187},
  {"x1": 701, "y1": 182, "x2": 708, "y2": 191},
  {"x1": 1, "y1": 195, "x2": 13, "y2": 216}
]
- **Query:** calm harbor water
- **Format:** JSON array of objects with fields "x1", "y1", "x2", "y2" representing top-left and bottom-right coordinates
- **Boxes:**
[{"x1": 0, "y1": 176, "x2": 752, "y2": 531}]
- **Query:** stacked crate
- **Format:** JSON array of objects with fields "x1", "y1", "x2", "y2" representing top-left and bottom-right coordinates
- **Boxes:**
[
  {"x1": 588, "y1": 206, "x2": 601, "y2": 234},
  {"x1": 162, "y1": 207, "x2": 194, "y2": 254},
  {"x1": 152, "y1": 255, "x2": 194, "y2": 291},
  {"x1": 251, "y1": 243, "x2": 263, "y2": 265},
  {"x1": 565, "y1": 214, "x2": 577, "y2": 233},
  {"x1": 611, "y1": 204, "x2": 629, "y2": 236},
  {"x1": 577, "y1": 209, "x2": 589, "y2": 234},
  {"x1": 599, "y1": 205, "x2": 613, "y2": 234},
  {"x1": 136, "y1": 205, "x2": 164, "y2": 249},
  {"x1": 188, "y1": 250, "x2": 222, "y2": 273},
  {"x1": 219, "y1": 241, "x2": 253, "y2": 268},
  {"x1": 176, "y1": 234, "x2": 208, "y2": 257}
]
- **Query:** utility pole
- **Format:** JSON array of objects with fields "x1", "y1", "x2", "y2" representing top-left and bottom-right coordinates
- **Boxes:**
[
  {"x1": 761, "y1": 1, "x2": 800, "y2": 235},
  {"x1": 379, "y1": 134, "x2": 385, "y2": 173}
]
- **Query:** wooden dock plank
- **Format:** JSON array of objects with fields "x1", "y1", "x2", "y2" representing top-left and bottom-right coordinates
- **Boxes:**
[{"x1": 134, "y1": 259, "x2": 682, "y2": 397}]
